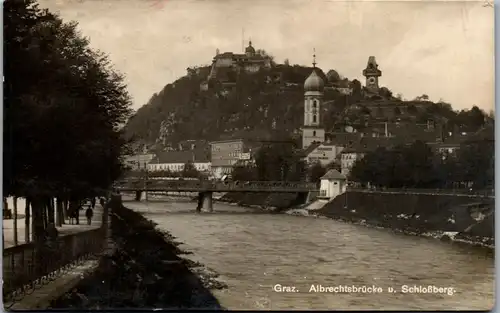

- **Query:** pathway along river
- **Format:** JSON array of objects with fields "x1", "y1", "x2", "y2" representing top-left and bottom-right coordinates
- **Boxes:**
[{"x1": 124, "y1": 198, "x2": 494, "y2": 310}]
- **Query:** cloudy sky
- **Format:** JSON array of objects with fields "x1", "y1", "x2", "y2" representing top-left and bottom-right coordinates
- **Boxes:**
[{"x1": 39, "y1": 0, "x2": 494, "y2": 112}]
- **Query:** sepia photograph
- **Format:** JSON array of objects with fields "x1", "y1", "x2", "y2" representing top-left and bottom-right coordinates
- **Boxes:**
[{"x1": 3, "y1": 0, "x2": 494, "y2": 310}]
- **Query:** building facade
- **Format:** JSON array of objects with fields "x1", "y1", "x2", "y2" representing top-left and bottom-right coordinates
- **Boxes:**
[
  {"x1": 210, "y1": 139, "x2": 245, "y2": 179},
  {"x1": 147, "y1": 151, "x2": 211, "y2": 174},
  {"x1": 319, "y1": 169, "x2": 347, "y2": 199},
  {"x1": 340, "y1": 148, "x2": 366, "y2": 176},
  {"x1": 125, "y1": 154, "x2": 156, "y2": 170},
  {"x1": 304, "y1": 143, "x2": 344, "y2": 166},
  {"x1": 302, "y1": 53, "x2": 325, "y2": 149}
]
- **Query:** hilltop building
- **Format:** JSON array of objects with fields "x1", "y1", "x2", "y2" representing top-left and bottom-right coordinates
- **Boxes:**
[
  {"x1": 362, "y1": 56, "x2": 382, "y2": 93},
  {"x1": 208, "y1": 40, "x2": 272, "y2": 80}
]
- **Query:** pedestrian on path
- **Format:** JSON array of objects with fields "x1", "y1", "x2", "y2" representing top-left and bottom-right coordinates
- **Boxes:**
[{"x1": 85, "y1": 206, "x2": 94, "y2": 225}]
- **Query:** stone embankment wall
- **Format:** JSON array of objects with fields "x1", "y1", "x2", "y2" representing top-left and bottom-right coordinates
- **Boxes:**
[
  {"x1": 317, "y1": 191, "x2": 494, "y2": 246},
  {"x1": 218, "y1": 192, "x2": 303, "y2": 211},
  {"x1": 49, "y1": 198, "x2": 225, "y2": 309}
]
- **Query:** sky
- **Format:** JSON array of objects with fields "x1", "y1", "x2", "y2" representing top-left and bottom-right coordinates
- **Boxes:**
[{"x1": 39, "y1": 0, "x2": 494, "y2": 112}]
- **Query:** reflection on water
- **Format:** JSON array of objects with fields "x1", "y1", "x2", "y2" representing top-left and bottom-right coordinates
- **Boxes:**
[{"x1": 124, "y1": 199, "x2": 494, "y2": 310}]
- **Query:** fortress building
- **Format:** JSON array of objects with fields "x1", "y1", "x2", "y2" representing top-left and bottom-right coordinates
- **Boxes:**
[
  {"x1": 208, "y1": 40, "x2": 272, "y2": 80},
  {"x1": 362, "y1": 56, "x2": 382, "y2": 93}
]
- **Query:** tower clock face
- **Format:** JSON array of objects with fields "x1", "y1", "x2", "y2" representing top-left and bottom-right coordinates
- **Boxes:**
[{"x1": 368, "y1": 77, "x2": 376, "y2": 85}]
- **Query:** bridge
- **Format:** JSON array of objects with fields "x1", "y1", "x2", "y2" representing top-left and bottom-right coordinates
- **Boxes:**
[{"x1": 115, "y1": 179, "x2": 318, "y2": 212}]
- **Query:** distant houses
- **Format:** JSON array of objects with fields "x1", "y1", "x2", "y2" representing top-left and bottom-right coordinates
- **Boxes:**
[{"x1": 147, "y1": 151, "x2": 211, "y2": 174}]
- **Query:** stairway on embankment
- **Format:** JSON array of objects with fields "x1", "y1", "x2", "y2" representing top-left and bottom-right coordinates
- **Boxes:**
[{"x1": 286, "y1": 199, "x2": 330, "y2": 216}]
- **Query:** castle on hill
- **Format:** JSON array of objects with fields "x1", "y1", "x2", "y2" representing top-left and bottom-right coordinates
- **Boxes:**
[{"x1": 208, "y1": 40, "x2": 272, "y2": 79}]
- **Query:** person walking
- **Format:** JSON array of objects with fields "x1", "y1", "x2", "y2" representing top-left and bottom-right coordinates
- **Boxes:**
[{"x1": 85, "y1": 206, "x2": 94, "y2": 225}]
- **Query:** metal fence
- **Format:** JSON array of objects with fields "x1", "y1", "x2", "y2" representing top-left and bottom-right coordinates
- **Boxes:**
[
  {"x1": 3, "y1": 227, "x2": 106, "y2": 306},
  {"x1": 116, "y1": 179, "x2": 318, "y2": 192},
  {"x1": 347, "y1": 187, "x2": 494, "y2": 197}
]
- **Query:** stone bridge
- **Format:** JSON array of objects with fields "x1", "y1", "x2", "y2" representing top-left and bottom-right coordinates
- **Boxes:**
[{"x1": 115, "y1": 179, "x2": 318, "y2": 212}]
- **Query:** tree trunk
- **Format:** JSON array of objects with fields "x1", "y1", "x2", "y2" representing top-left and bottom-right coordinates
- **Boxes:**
[
  {"x1": 47, "y1": 197, "x2": 55, "y2": 224},
  {"x1": 31, "y1": 197, "x2": 46, "y2": 242},
  {"x1": 2, "y1": 198, "x2": 5, "y2": 248},
  {"x1": 25, "y1": 198, "x2": 31, "y2": 243},
  {"x1": 13, "y1": 196, "x2": 18, "y2": 246},
  {"x1": 62, "y1": 198, "x2": 68, "y2": 223},
  {"x1": 55, "y1": 197, "x2": 63, "y2": 227}
]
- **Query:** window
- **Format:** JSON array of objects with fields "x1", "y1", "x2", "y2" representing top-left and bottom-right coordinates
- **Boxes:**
[
  {"x1": 313, "y1": 131, "x2": 316, "y2": 136},
  {"x1": 313, "y1": 100, "x2": 317, "y2": 108},
  {"x1": 313, "y1": 115, "x2": 317, "y2": 123}
]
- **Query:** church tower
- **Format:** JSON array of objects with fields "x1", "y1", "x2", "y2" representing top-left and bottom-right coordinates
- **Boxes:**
[
  {"x1": 302, "y1": 50, "x2": 325, "y2": 149},
  {"x1": 362, "y1": 56, "x2": 382, "y2": 93}
]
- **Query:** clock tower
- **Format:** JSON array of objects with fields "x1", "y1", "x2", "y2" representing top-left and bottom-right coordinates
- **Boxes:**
[
  {"x1": 362, "y1": 56, "x2": 382, "y2": 93},
  {"x1": 302, "y1": 51, "x2": 325, "y2": 149}
]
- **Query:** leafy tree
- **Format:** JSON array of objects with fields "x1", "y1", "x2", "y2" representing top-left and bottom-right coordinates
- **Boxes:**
[
  {"x1": 232, "y1": 163, "x2": 258, "y2": 181},
  {"x1": 350, "y1": 142, "x2": 439, "y2": 188},
  {"x1": 407, "y1": 104, "x2": 418, "y2": 115},
  {"x1": 182, "y1": 161, "x2": 200, "y2": 178},
  {"x1": 254, "y1": 141, "x2": 303, "y2": 181},
  {"x1": 379, "y1": 87, "x2": 393, "y2": 99},
  {"x1": 307, "y1": 162, "x2": 326, "y2": 184},
  {"x1": 4, "y1": 0, "x2": 132, "y2": 241},
  {"x1": 455, "y1": 139, "x2": 494, "y2": 188}
]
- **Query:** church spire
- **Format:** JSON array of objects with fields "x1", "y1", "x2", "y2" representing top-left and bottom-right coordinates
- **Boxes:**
[{"x1": 312, "y1": 48, "x2": 317, "y2": 68}]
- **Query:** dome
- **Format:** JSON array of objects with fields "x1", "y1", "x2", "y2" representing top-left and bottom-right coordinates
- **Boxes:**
[
  {"x1": 245, "y1": 41, "x2": 256, "y2": 54},
  {"x1": 304, "y1": 70, "x2": 324, "y2": 92}
]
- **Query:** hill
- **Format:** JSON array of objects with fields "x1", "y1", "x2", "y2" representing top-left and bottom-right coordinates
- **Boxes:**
[{"x1": 123, "y1": 62, "x2": 492, "y2": 151}]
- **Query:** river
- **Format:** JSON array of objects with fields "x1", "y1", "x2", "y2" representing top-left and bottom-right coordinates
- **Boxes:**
[{"x1": 124, "y1": 198, "x2": 493, "y2": 310}]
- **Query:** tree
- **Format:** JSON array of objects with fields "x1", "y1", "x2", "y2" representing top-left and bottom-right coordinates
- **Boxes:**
[
  {"x1": 182, "y1": 161, "x2": 200, "y2": 178},
  {"x1": 232, "y1": 163, "x2": 257, "y2": 181},
  {"x1": 254, "y1": 141, "x2": 303, "y2": 181},
  {"x1": 379, "y1": 87, "x2": 393, "y2": 99},
  {"x1": 307, "y1": 162, "x2": 326, "y2": 184},
  {"x1": 4, "y1": 0, "x2": 132, "y2": 241},
  {"x1": 350, "y1": 142, "x2": 439, "y2": 188},
  {"x1": 455, "y1": 139, "x2": 494, "y2": 188},
  {"x1": 414, "y1": 94, "x2": 429, "y2": 101}
]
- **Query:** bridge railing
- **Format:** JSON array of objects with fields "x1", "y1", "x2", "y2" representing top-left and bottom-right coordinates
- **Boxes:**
[
  {"x1": 347, "y1": 187, "x2": 494, "y2": 197},
  {"x1": 115, "y1": 179, "x2": 318, "y2": 191},
  {"x1": 215, "y1": 181, "x2": 317, "y2": 190}
]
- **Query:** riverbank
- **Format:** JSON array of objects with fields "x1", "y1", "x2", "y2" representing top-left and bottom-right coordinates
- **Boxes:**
[
  {"x1": 217, "y1": 191, "x2": 494, "y2": 249},
  {"x1": 315, "y1": 191, "x2": 494, "y2": 248},
  {"x1": 49, "y1": 201, "x2": 226, "y2": 309},
  {"x1": 217, "y1": 192, "x2": 301, "y2": 212}
]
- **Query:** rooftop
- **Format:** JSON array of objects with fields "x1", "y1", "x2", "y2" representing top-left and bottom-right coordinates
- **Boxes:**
[
  {"x1": 152, "y1": 150, "x2": 210, "y2": 164},
  {"x1": 321, "y1": 169, "x2": 346, "y2": 180}
]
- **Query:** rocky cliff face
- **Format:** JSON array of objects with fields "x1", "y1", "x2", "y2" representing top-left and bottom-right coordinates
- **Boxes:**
[{"x1": 317, "y1": 191, "x2": 494, "y2": 246}]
